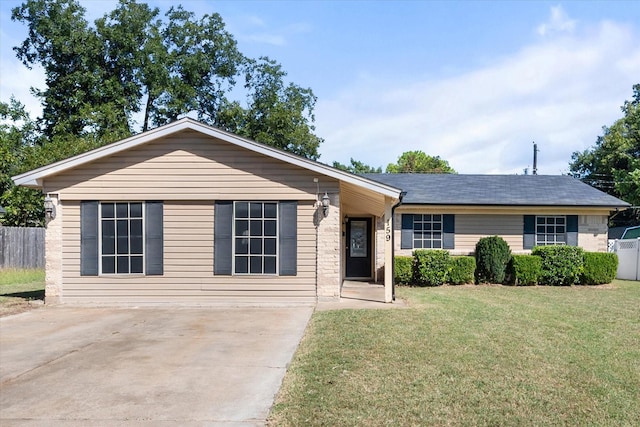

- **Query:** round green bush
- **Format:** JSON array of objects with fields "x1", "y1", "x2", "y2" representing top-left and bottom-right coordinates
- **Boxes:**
[
  {"x1": 413, "y1": 250, "x2": 450, "y2": 286},
  {"x1": 448, "y1": 256, "x2": 476, "y2": 285},
  {"x1": 474, "y1": 236, "x2": 512, "y2": 284},
  {"x1": 580, "y1": 252, "x2": 618, "y2": 285},
  {"x1": 532, "y1": 246, "x2": 584, "y2": 286},
  {"x1": 394, "y1": 256, "x2": 414, "y2": 285}
]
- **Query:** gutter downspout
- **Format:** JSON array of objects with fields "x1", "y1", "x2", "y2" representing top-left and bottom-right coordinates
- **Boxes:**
[{"x1": 390, "y1": 191, "x2": 407, "y2": 301}]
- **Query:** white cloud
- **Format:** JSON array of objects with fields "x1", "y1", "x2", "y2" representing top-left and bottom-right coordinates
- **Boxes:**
[
  {"x1": 537, "y1": 5, "x2": 577, "y2": 36},
  {"x1": 316, "y1": 16, "x2": 640, "y2": 175}
]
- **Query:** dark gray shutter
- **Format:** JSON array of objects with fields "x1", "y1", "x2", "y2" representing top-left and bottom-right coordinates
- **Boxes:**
[
  {"x1": 279, "y1": 201, "x2": 297, "y2": 276},
  {"x1": 523, "y1": 215, "x2": 535, "y2": 249},
  {"x1": 443, "y1": 214, "x2": 455, "y2": 249},
  {"x1": 401, "y1": 214, "x2": 413, "y2": 249},
  {"x1": 214, "y1": 201, "x2": 233, "y2": 275},
  {"x1": 566, "y1": 215, "x2": 578, "y2": 246},
  {"x1": 145, "y1": 201, "x2": 163, "y2": 275},
  {"x1": 80, "y1": 201, "x2": 99, "y2": 276}
]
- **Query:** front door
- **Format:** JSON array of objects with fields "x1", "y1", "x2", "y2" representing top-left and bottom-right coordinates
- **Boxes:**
[{"x1": 346, "y1": 217, "x2": 372, "y2": 278}]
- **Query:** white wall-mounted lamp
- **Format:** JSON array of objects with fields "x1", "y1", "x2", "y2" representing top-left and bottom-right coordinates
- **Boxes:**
[
  {"x1": 44, "y1": 196, "x2": 56, "y2": 223},
  {"x1": 321, "y1": 192, "x2": 330, "y2": 217}
]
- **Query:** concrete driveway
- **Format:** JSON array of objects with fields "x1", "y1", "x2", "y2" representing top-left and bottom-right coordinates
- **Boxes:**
[{"x1": 0, "y1": 306, "x2": 313, "y2": 426}]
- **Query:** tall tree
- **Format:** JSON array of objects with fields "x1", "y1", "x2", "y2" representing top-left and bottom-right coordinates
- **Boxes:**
[
  {"x1": 332, "y1": 158, "x2": 382, "y2": 174},
  {"x1": 0, "y1": 98, "x2": 44, "y2": 226},
  {"x1": 570, "y1": 84, "x2": 640, "y2": 223},
  {"x1": 216, "y1": 57, "x2": 323, "y2": 159},
  {"x1": 386, "y1": 151, "x2": 456, "y2": 173},
  {"x1": 11, "y1": 0, "x2": 321, "y2": 160}
]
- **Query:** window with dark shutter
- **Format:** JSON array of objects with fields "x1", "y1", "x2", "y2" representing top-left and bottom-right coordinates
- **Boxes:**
[
  {"x1": 80, "y1": 201, "x2": 99, "y2": 276},
  {"x1": 279, "y1": 201, "x2": 297, "y2": 276},
  {"x1": 214, "y1": 201, "x2": 233, "y2": 275}
]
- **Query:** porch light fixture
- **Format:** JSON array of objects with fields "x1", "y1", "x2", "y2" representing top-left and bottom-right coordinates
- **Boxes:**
[
  {"x1": 322, "y1": 192, "x2": 330, "y2": 217},
  {"x1": 44, "y1": 196, "x2": 56, "y2": 222}
]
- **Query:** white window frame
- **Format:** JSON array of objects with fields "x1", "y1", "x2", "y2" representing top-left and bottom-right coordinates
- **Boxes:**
[
  {"x1": 412, "y1": 214, "x2": 443, "y2": 249},
  {"x1": 232, "y1": 201, "x2": 279, "y2": 275},
  {"x1": 98, "y1": 202, "x2": 145, "y2": 275},
  {"x1": 535, "y1": 215, "x2": 566, "y2": 246}
]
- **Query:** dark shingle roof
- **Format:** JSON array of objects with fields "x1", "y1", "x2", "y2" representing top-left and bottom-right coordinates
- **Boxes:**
[{"x1": 361, "y1": 174, "x2": 630, "y2": 207}]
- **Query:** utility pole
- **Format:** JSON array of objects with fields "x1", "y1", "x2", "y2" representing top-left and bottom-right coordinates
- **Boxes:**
[{"x1": 532, "y1": 142, "x2": 539, "y2": 175}]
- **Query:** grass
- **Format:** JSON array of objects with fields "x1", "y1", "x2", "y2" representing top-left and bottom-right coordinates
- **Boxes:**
[
  {"x1": 0, "y1": 268, "x2": 45, "y2": 317},
  {"x1": 269, "y1": 280, "x2": 640, "y2": 426}
]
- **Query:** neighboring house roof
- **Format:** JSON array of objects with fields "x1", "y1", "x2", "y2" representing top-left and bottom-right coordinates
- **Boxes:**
[
  {"x1": 12, "y1": 118, "x2": 401, "y2": 199},
  {"x1": 621, "y1": 226, "x2": 640, "y2": 239},
  {"x1": 361, "y1": 173, "x2": 630, "y2": 208}
]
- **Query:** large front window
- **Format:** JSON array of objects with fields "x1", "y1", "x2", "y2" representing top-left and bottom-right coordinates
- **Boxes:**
[
  {"x1": 100, "y1": 202, "x2": 144, "y2": 274},
  {"x1": 536, "y1": 215, "x2": 566, "y2": 246},
  {"x1": 233, "y1": 202, "x2": 278, "y2": 274},
  {"x1": 412, "y1": 214, "x2": 443, "y2": 249}
]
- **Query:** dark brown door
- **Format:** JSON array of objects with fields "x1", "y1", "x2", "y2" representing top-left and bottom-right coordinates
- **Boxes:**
[{"x1": 346, "y1": 218, "x2": 372, "y2": 278}]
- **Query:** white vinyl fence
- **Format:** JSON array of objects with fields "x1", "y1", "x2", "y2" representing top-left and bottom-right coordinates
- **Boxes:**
[{"x1": 612, "y1": 238, "x2": 640, "y2": 281}]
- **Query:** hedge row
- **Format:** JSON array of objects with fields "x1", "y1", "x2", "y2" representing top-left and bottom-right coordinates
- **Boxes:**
[
  {"x1": 394, "y1": 250, "x2": 476, "y2": 286},
  {"x1": 395, "y1": 244, "x2": 618, "y2": 287}
]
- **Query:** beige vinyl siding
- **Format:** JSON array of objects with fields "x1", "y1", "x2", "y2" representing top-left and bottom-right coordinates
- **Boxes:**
[
  {"x1": 44, "y1": 130, "x2": 336, "y2": 201},
  {"x1": 454, "y1": 214, "x2": 523, "y2": 253},
  {"x1": 60, "y1": 200, "x2": 318, "y2": 305}
]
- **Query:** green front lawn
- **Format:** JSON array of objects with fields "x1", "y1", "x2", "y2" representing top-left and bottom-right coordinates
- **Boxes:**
[
  {"x1": 0, "y1": 268, "x2": 45, "y2": 316},
  {"x1": 269, "y1": 281, "x2": 640, "y2": 426}
]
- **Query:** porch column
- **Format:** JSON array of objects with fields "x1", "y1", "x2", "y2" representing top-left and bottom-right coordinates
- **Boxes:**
[{"x1": 384, "y1": 197, "x2": 393, "y2": 303}]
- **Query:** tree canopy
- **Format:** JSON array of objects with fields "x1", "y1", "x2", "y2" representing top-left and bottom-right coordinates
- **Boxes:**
[
  {"x1": 386, "y1": 151, "x2": 456, "y2": 174},
  {"x1": 332, "y1": 158, "x2": 382, "y2": 174},
  {"x1": 570, "y1": 84, "x2": 640, "y2": 224},
  {"x1": 2, "y1": 0, "x2": 323, "y2": 225}
]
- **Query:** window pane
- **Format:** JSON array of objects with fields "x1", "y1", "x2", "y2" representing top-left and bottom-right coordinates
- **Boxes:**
[
  {"x1": 250, "y1": 220, "x2": 262, "y2": 236},
  {"x1": 537, "y1": 226, "x2": 545, "y2": 233},
  {"x1": 557, "y1": 226, "x2": 565, "y2": 234},
  {"x1": 433, "y1": 240, "x2": 442, "y2": 249},
  {"x1": 424, "y1": 214, "x2": 432, "y2": 221},
  {"x1": 130, "y1": 256, "x2": 143, "y2": 274},
  {"x1": 433, "y1": 222, "x2": 442, "y2": 231},
  {"x1": 414, "y1": 240, "x2": 422, "y2": 249},
  {"x1": 235, "y1": 256, "x2": 248, "y2": 274},
  {"x1": 557, "y1": 217, "x2": 565, "y2": 225},
  {"x1": 102, "y1": 221, "x2": 115, "y2": 255},
  {"x1": 414, "y1": 222, "x2": 422, "y2": 231},
  {"x1": 537, "y1": 217, "x2": 544, "y2": 224},
  {"x1": 130, "y1": 220, "x2": 143, "y2": 254},
  {"x1": 101, "y1": 203, "x2": 114, "y2": 218},
  {"x1": 117, "y1": 256, "x2": 129, "y2": 274},
  {"x1": 130, "y1": 203, "x2": 142, "y2": 218},
  {"x1": 235, "y1": 238, "x2": 248, "y2": 254},
  {"x1": 264, "y1": 220, "x2": 276, "y2": 236},
  {"x1": 236, "y1": 220, "x2": 248, "y2": 236},
  {"x1": 264, "y1": 238, "x2": 276, "y2": 255},
  {"x1": 264, "y1": 256, "x2": 276, "y2": 274},
  {"x1": 117, "y1": 220, "x2": 129, "y2": 254},
  {"x1": 424, "y1": 223, "x2": 431, "y2": 231},
  {"x1": 433, "y1": 215, "x2": 441, "y2": 221},
  {"x1": 424, "y1": 240, "x2": 432, "y2": 249},
  {"x1": 116, "y1": 203, "x2": 128, "y2": 218},
  {"x1": 250, "y1": 256, "x2": 262, "y2": 273},
  {"x1": 235, "y1": 202, "x2": 248, "y2": 218},
  {"x1": 250, "y1": 202, "x2": 262, "y2": 218},
  {"x1": 102, "y1": 256, "x2": 115, "y2": 274},
  {"x1": 250, "y1": 238, "x2": 262, "y2": 254},
  {"x1": 264, "y1": 203, "x2": 277, "y2": 218}
]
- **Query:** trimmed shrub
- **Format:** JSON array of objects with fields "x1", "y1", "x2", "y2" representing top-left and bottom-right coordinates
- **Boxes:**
[
  {"x1": 394, "y1": 256, "x2": 414, "y2": 285},
  {"x1": 413, "y1": 250, "x2": 450, "y2": 286},
  {"x1": 580, "y1": 252, "x2": 618, "y2": 285},
  {"x1": 448, "y1": 256, "x2": 476, "y2": 285},
  {"x1": 532, "y1": 246, "x2": 584, "y2": 286},
  {"x1": 474, "y1": 236, "x2": 512, "y2": 284},
  {"x1": 507, "y1": 255, "x2": 542, "y2": 286}
]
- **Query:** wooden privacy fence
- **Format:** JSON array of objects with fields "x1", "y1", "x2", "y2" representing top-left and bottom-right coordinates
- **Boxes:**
[
  {"x1": 613, "y1": 238, "x2": 640, "y2": 281},
  {"x1": 0, "y1": 227, "x2": 45, "y2": 269}
]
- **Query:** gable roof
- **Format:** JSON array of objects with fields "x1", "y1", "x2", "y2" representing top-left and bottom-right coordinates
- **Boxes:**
[
  {"x1": 362, "y1": 173, "x2": 630, "y2": 208},
  {"x1": 12, "y1": 118, "x2": 401, "y2": 198}
]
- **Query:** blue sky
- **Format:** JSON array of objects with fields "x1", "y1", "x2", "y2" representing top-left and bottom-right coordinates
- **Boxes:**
[{"x1": 1, "y1": 1, "x2": 639, "y2": 174}]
